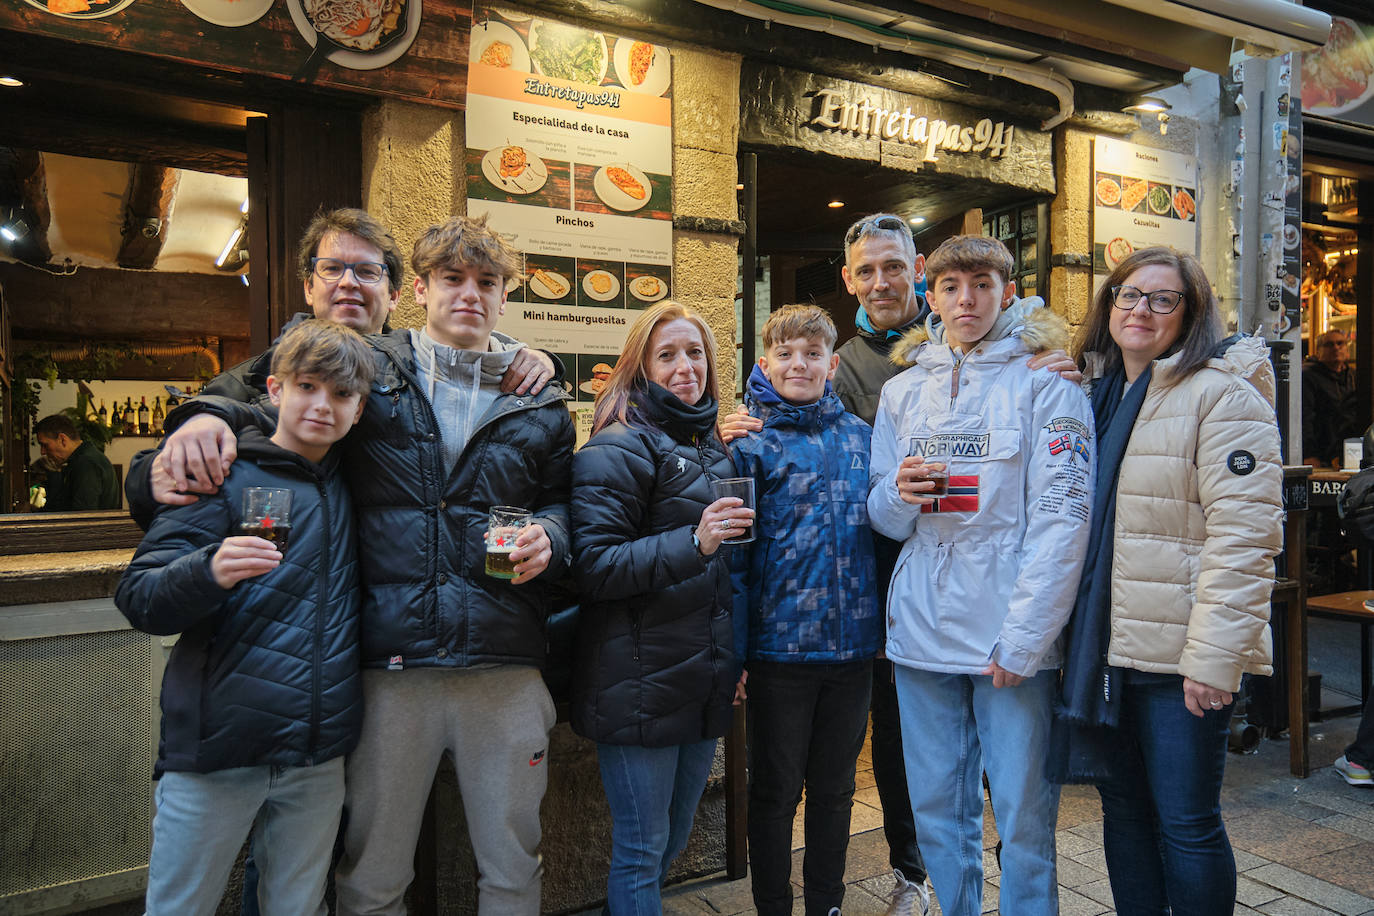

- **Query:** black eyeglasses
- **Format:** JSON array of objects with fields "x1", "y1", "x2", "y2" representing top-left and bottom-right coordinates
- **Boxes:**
[
  {"x1": 311, "y1": 257, "x2": 389, "y2": 285},
  {"x1": 845, "y1": 216, "x2": 910, "y2": 246},
  {"x1": 1111, "y1": 285, "x2": 1184, "y2": 314}
]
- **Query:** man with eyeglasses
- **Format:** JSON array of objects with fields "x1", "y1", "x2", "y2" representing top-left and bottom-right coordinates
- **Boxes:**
[
  {"x1": 1302, "y1": 328, "x2": 1357, "y2": 469},
  {"x1": 129, "y1": 213, "x2": 573, "y2": 915}
]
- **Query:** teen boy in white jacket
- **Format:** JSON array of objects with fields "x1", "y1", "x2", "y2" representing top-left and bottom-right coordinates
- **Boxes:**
[{"x1": 868, "y1": 235, "x2": 1094, "y2": 916}]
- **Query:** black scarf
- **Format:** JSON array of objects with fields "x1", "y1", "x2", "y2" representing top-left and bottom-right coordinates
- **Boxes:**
[
  {"x1": 1047, "y1": 363, "x2": 1151, "y2": 785},
  {"x1": 633, "y1": 381, "x2": 719, "y2": 442}
]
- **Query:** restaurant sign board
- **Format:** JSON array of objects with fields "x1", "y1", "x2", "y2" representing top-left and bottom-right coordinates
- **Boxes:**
[
  {"x1": 465, "y1": 9, "x2": 674, "y2": 426},
  {"x1": 739, "y1": 63, "x2": 1054, "y2": 194}
]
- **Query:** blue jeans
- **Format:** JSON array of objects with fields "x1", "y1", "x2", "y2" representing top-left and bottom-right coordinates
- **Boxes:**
[
  {"x1": 894, "y1": 666, "x2": 1060, "y2": 916},
  {"x1": 145, "y1": 758, "x2": 345, "y2": 916},
  {"x1": 1096, "y1": 673, "x2": 1236, "y2": 916},
  {"x1": 597, "y1": 739, "x2": 718, "y2": 916},
  {"x1": 747, "y1": 659, "x2": 872, "y2": 916}
]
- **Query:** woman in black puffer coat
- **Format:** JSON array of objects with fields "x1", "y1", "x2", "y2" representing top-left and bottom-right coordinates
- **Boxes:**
[{"x1": 572, "y1": 301, "x2": 752, "y2": 916}]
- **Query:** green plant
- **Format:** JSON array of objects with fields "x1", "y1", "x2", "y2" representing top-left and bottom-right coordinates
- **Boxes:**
[{"x1": 9, "y1": 343, "x2": 148, "y2": 451}]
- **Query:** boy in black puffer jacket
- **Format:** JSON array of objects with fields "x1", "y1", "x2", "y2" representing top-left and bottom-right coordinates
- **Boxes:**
[{"x1": 116, "y1": 321, "x2": 374, "y2": 916}]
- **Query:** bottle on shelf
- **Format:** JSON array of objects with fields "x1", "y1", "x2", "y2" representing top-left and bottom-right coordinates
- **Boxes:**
[
  {"x1": 123, "y1": 398, "x2": 136, "y2": 436},
  {"x1": 151, "y1": 396, "x2": 165, "y2": 436},
  {"x1": 138, "y1": 396, "x2": 151, "y2": 436},
  {"x1": 97, "y1": 399, "x2": 108, "y2": 429}
]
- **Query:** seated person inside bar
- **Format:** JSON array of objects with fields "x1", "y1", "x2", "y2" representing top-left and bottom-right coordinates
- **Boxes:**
[
  {"x1": 32, "y1": 413, "x2": 119, "y2": 510},
  {"x1": 1302, "y1": 328, "x2": 1357, "y2": 469},
  {"x1": 116, "y1": 320, "x2": 375, "y2": 915}
]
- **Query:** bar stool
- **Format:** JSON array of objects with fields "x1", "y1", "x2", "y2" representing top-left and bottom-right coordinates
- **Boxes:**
[{"x1": 1306, "y1": 590, "x2": 1374, "y2": 716}]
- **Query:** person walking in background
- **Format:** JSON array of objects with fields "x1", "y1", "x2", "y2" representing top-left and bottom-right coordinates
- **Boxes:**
[
  {"x1": 1052, "y1": 247, "x2": 1283, "y2": 916},
  {"x1": 1302, "y1": 327, "x2": 1356, "y2": 469},
  {"x1": 732, "y1": 305, "x2": 883, "y2": 916},
  {"x1": 868, "y1": 235, "x2": 1094, "y2": 916},
  {"x1": 571, "y1": 301, "x2": 748, "y2": 916}
]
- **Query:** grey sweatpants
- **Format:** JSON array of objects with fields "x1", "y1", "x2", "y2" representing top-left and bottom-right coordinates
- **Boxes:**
[{"x1": 334, "y1": 666, "x2": 556, "y2": 916}]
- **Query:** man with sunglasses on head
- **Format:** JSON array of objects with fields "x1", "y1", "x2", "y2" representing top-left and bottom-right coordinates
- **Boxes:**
[{"x1": 725, "y1": 213, "x2": 1079, "y2": 916}]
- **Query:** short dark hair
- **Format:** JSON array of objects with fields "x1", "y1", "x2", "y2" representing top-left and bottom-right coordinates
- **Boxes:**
[
  {"x1": 270, "y1": 321, "x2": 377, "y2": 396},
  {"x1": 411, "y1": 213, "x2": 522, "y2": 285},
  {"x1": 297, "y1": 208, "x2": 405, "y2": 295},
  {"x1": 1074, "y1": 246, "x2": 1223, "y2": 379},
  {"x1": 34, "y1": 414, "x2": 79, "y2": 440},
  {"x1": 926, "y1": 235, "x2": 1015, "y2": 287}
]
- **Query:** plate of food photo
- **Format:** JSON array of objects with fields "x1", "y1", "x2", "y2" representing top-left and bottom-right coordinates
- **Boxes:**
[
  {"x1": 613, "y1": 37, "x2": 670, "y2": 96},
  {"x1": 529, "y1": 268, "x2": 570, "y2": 300},
  {"x1": 1095, "y1": 176, "x2": 1121, "y2": 208},
  {"x1": 470, "y1": 17, "x2": 530, "y2": 71},
  {"x1": 287, "y1": 0, "x2": 421, "y2": 71},
  {"x1": 23, "y1": 0, "x2": 136, "y2": 18},
  {"x1": 1147, "y1": 183, "x2": 1173, "y2": 216},
  {"x1": 1105, "y1": 237, "x2": 1134, "y2": 268},
  {"x1": 481, "y1": 145, "x2": 549, "y2": 195},
  {"x1": 595, "y1": 163, "x2": 652, "y2": 212},
  {"x1": 1301, "y1": 17, "x2": 1374, "y2": 117},
  {"x1": 528, "y1": 19, "x2": 608, "y2": 85},
  {"x1": 579, "y1": 362, "x2": 615, "y2": 396},
  {"x1": 629, "y1": 274, "x2": 668, "y2": 303},
  {"x1": 1121, "y1": 178, "x2": 1148, "y2": 212},
  {"x1": 583, "y1": 269, "x2": 621, "y2": 302}
]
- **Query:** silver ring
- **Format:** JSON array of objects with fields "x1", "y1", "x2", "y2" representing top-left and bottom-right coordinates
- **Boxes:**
[{"x1": 1209, "y1": 699, "x2": 1222, "y2": 707}]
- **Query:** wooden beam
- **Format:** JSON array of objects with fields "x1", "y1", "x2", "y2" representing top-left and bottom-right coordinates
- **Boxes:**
[
  {"x1": 0, "y1": 262, "x2": 249, "y2": 340},
  {"x1": 0, "y1": 97, "x2": 247, "y2": 177},
  {"x1": 12, "y1": 148, "x2": 52, "y2": 266},
  {"x1": 116, "y1": 165, "x2": 179, "y2": 270}
]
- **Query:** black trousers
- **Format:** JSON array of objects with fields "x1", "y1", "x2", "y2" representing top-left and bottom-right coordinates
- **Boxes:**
[
  {"x1": 747, "y1": 659, "x2": 873, "y2": 916},
  {"x1": 1346, "y1": 688, "x2": 1374, "y2": 770}
]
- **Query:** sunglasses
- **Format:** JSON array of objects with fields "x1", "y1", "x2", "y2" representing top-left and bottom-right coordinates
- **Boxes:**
[{"x1": 845, "y1": 216, "x2": 910, "y2": 246}]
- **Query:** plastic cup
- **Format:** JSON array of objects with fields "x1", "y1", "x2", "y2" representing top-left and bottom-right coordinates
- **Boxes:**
[
  {"x1": 240, "y1": 487, "x2": 293, "y2": 553},
  {"x1": 709, "y1": 477, "x2": 755, "y2": 545},
  {"x1": 486, "y1": 506, "x2": 531, "y2": 579}
]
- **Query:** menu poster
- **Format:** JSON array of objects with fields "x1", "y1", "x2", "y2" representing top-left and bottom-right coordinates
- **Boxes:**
[
  {"x1": 465, "y1": 9, "x2": 673, "y2": 410},
  {"x1": 1301, "y1": 16, "x2": 1374, "y2": 130},
  {"x1": 1092, "y1": 137, "x2": 1198, "y2": 295}
]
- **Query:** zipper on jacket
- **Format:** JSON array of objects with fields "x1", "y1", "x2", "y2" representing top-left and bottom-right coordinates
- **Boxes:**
[
  {"x1": 632, "y1": 613, "x2": 641, "y2": 662},
  {"x1": 310, "y1": 477, "x2": 329, "y2": 759},
  {"x1": 950, "y1": 352, "x2": 963, "y2": 407}
]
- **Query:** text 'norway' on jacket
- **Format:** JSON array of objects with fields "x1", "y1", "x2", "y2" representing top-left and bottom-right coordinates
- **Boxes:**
[{"x1": 867, "y1": 299, "x2": 1095, "y2": 678}]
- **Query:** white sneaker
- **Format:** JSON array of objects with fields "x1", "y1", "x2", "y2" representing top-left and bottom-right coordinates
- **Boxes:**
[
  {"x1": 1335, "y1": 754, "x2": 1374, "y2": 787},
  {"x1": 885, "y1": 868, "x2": 931, "y2": 916},
  {"x1": 828, "y1": 908, "x2": 842, "y2": 916}
]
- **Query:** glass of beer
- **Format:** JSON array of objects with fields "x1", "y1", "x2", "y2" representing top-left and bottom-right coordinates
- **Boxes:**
[
  {"x1": 241, "y1": 487, "x2": 293, "y2": 553},
  {"x1": 486, "y1": 506, "x2": 531, "y2": 579},
  {"x1": 709, "y1": 477, "x2": 756, "y2": 544}
]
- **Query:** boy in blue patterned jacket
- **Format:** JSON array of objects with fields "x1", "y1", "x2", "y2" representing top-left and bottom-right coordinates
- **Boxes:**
[{"x1": 731, "y1": 305, "x2": 883, "y2": 916}]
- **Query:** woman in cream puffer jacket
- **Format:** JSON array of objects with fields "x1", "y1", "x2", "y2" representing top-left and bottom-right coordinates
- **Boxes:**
[{"x1": 1062, "y1": 247, "x2": 1282, "y2": 916}]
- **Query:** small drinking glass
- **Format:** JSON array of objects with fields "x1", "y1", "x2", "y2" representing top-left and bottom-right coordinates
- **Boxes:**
[
  {"x1": 709, "y1": 477, "x2": 756, "y2": 545},
  {"x1": 241, "y1": 487, "x2": 293, "y2": 553},
  {"x1": 486, "y1": 506, "x2": 531, "y2": 579}
]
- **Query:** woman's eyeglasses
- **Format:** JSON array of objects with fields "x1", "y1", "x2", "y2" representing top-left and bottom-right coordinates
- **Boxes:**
[
  {"x1": 311, "y1": 257, "x2": 389, "y2": 285},
  {"x1": 845, "y1": 216, "x2": 909, "y2": 246},
  {"x1": 1111, "y1": 285, "x2": 1184, "y2": 314}
]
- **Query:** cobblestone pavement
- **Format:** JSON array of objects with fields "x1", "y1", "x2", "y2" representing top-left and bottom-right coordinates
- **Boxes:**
[{"x1": 656, "y1": 712, "x2": 1374, "y2": 916}]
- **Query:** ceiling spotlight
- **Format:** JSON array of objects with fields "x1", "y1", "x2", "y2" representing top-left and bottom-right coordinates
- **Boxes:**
[
  {"x1": 909, "y1": 216, "x2": 926, "y2": 225},
  {"x1": 0, "y1": 207, "x2": 30, "y2": 243},
  {"x1": 0, "y1": 76, "x2": 24, "y2": 88},
  {"x1": 828, "y1": 200, "x2": 845, "y2": 209},
  {"x1": 0, "y1": 226, "x2": 16, "y2": 242},
  {"x1": 1124, "y1": 96, "x2": 1171, "y2": 114}
]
